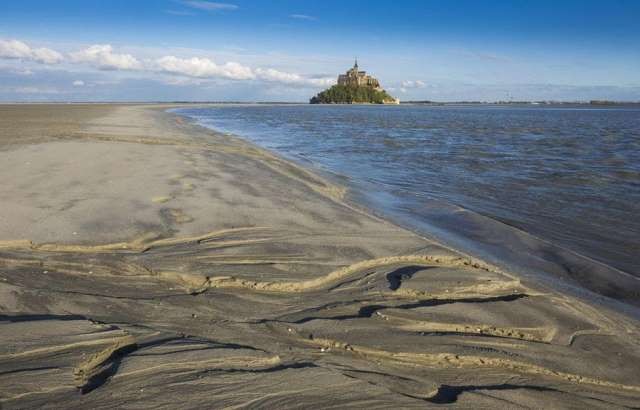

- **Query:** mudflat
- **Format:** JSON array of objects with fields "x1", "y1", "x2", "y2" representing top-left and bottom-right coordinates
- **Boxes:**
[{"x1": 1, "y1": 104, "x2": 639, "y2": 408}]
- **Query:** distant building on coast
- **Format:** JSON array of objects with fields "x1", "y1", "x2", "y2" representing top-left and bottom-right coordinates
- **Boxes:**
[{"x1": 337, "y1": 59, "x2": 381, "y2": 89}]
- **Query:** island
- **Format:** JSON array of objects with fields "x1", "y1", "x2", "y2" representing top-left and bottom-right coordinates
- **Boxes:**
[{"x1": 310, "y1": 60, "x2": 399, "y2": 104}]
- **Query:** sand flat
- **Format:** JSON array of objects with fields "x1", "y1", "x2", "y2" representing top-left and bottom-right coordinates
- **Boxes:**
[{"x1": 0, "y1": 104, "x2": 639, "y2": 408}]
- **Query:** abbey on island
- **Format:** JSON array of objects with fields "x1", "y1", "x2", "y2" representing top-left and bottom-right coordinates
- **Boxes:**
[
  {"x1": 310, "y1": 60, "x2": 399, "y2": 104},
  {"x1": 337, "y1": 59, "x2": 381, "y2": 89}
]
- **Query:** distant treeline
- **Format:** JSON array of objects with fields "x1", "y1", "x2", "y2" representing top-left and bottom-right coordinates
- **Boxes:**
[{"x1": 310, "y1": 85, "x2": 396, "y2": 104}]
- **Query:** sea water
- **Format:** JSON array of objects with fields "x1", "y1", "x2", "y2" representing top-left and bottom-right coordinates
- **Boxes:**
[{"x1": 174, "y1": 104, "x2": 640, "y2": 307}]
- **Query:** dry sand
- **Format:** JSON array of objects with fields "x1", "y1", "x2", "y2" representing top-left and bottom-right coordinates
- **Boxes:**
[{"x1": 0, "y1": 104, "x2": 639, "y2": 408}]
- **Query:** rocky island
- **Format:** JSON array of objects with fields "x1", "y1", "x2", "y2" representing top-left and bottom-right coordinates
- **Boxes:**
[{"x1": 310, "y1": 60, "x2": 399, "y2": 104}]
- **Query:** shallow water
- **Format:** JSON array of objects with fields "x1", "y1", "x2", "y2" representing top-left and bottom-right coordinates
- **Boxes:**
[{"x1": 175, "y1": 104, "x2": 640, "y2": 304}]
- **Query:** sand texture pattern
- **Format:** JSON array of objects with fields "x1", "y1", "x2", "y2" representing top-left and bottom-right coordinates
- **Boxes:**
[{"x1": 0, "y1": 104, "x2": 639, "y2": 409}]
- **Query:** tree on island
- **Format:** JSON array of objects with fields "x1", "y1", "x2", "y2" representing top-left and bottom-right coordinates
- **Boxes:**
[{"x1": 310, "y1": 84, "x2": 397, "y2": 104}]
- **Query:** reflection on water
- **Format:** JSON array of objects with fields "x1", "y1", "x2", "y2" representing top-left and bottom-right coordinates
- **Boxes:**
[{"x1": 176, "y1": 105, "x2": 640, "y2": 279}]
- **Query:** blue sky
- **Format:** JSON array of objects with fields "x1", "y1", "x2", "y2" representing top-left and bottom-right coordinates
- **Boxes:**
[{"x1": 1, "y1": 0, "x2": 639, "y2": 101}]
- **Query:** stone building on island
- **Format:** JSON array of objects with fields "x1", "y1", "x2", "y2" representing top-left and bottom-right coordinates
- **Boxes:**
[
  {"x1": 310, "y1": 59, "x2": 398, "y2": 104},
  {"x1": 337, "y1": 59, "x2": 381, "y2": 89}
]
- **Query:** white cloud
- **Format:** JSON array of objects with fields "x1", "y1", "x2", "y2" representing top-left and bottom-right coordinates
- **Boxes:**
[
  {"x1": 255, "y1": 68, "x2": 334, "y2": 87},
  {"x1": 289, "y1": 14, "x2": 317, "y2": 21},
  {"x1": 180, "y1": 1, "x2": 238, "y2": 11},
  {"x1": 0, "y1": 39, "x2": 64, "y2": 64},
  {"x1": 155, "y1": 55, "x2": 254, "y2": 80},
  {"x1": 154, "y1": 56, "x2": 333, "y2": 87},
  {"x1": 70, "y1": 44, "x2": 142, "y2": 70},
  {"x1": 31, "y1": 48, "x2": 64, "y2": 64},
  {"x1": 401, "y1": 80, "x2": 426, "y2": 88},
  {"x1": 72, "y1": 80, "x2": 85, "y2": 86}
]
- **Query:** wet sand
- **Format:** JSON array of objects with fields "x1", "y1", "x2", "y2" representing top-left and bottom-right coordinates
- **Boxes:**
[{"x1": 1, "y1": 104, "x2": 639, "y2": 408}]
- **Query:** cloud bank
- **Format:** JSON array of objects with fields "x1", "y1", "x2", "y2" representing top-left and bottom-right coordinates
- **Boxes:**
[
  {"x1": 255, "y1": 68, "x2": 333, "y2": 86},
  {"x1": 0, "y1": 38, "x2": 333, "y2": 88},
  {"x1": 70, "y1": 44, "x2": 142, "y2": 70},
  {"x1": 0, "y1": 39, "x2": 63, "y2": 64},
  {"x1": 155, "y1": 56, "x2": 254, "y2": 80}
]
